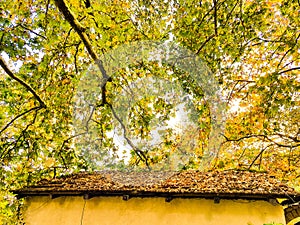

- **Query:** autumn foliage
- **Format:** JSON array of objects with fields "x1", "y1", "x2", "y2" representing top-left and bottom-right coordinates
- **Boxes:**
[{"x1": 0, "y1": 0, "x2": 299, "y2": 223}]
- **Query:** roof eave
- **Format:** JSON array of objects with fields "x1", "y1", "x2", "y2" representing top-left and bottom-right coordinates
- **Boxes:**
[{"x1": 13, "y1": 189, "x2": 296, "y2": 203}]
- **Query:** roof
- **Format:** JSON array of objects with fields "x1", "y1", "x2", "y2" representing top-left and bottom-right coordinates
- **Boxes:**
[{"x1": 15, "y1": 170, "x2": 300, "y2": 203}]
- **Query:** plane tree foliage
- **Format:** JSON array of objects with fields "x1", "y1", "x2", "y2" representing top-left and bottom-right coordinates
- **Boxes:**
[{"x1": 0, "y1": 0, "x2": 299, "y2": 223}]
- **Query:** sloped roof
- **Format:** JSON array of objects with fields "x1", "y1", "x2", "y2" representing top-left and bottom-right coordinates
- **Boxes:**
[{"x1": 15, "y1": 170, "x2": 300, "y2": 202}]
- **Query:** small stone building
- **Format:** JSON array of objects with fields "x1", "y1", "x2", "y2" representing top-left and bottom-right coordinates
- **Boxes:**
[{"x1": 15, "y1": 170, "x2": 300, "y2": 225}]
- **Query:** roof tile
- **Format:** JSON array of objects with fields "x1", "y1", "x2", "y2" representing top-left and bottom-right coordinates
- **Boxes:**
[{"x1": 16, "y1": 170, "x2": 300, "y2": 200}]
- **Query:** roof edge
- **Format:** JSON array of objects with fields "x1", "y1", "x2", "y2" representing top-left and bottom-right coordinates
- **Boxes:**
[{"x1": 14, "y1": 189, "x2": 295, "y2": 203}]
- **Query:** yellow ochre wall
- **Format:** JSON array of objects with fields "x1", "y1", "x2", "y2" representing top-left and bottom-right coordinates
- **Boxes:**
[{"x1": 23, "y1": 196, "x2": 285, "y2": 225}]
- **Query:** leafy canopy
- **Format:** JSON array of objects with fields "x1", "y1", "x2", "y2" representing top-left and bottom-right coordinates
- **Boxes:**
[{"x1": 0, "y1": 0, "x2": 299, "y2": 223}]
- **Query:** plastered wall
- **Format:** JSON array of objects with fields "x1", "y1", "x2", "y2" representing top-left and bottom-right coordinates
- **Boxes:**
[{"x1": 23, "y1": 196, "x2": 285, "y2": 225}]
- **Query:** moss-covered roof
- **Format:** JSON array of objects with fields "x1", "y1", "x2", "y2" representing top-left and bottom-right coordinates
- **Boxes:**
[{"x1": 15, "y1": 170, "x2": 300, "y2": 202}]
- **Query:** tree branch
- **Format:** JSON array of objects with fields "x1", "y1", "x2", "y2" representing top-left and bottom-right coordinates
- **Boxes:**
[
  {"x1": 54, "y1": 0, "x2": 110, "y2": 81},
  {"x1": 274, "y1": 132, "x2": 299, "y2": 143},
  {"x1": 213, "y1": 0, "x2": 218, "y2": 36},
  {"x1": 0, "y1": 106, "x2": 42, "y2": 135},
  {"x1": 74, "y1": 41, "x2": 81, "y2": 74},
  {"x1": 0, "y1": 56, "x2": 46, "y2": 108},
  {"x1": 106, "y1": 103, "x2": 150, "y2": 170},
  {"x1": 248, "y1": 144, "x2": 274, "y2": 170},
  {"x1": 226, "y1": 79, "x2": 256, "y2": 104},
  {"x1": 54, "y1": 0, "x2": 150, "y2": 168},
  {"x1": 278, "y1": 66, "x2": 300, "y2": 75},
  {"x1": 222, "y1": 133, "x2": 300, "y2": 148},
  {"x1": 196, "y1": 34, "x2": 215, "y2": 54},
  {"x1": 0, "y1": 33, "x2": 4, "y2": 46},
  {"x1": 1, "y1": 107, "x2": 40, "y2": 159},
  {"x1": 277, "y1": 34, "x2": 300, "y2": 69}
]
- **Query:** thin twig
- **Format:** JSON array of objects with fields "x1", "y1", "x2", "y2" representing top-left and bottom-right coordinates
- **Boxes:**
[{"x1": 18, "y1": 24, "x2": 47, "y2": 39}]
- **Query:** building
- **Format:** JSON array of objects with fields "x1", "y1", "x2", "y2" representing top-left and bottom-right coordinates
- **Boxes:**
[{"x1": 15, "y1": 170, "x2": 300, "y2": 225}]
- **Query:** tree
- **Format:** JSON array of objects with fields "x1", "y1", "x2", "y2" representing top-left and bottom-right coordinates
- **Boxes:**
[
  {"x1": 0, "y1": 0, "x2": 299, "y2": 223},
  {"x1": 173, "y1": 0, "x2": 299, "y2": 185}
]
